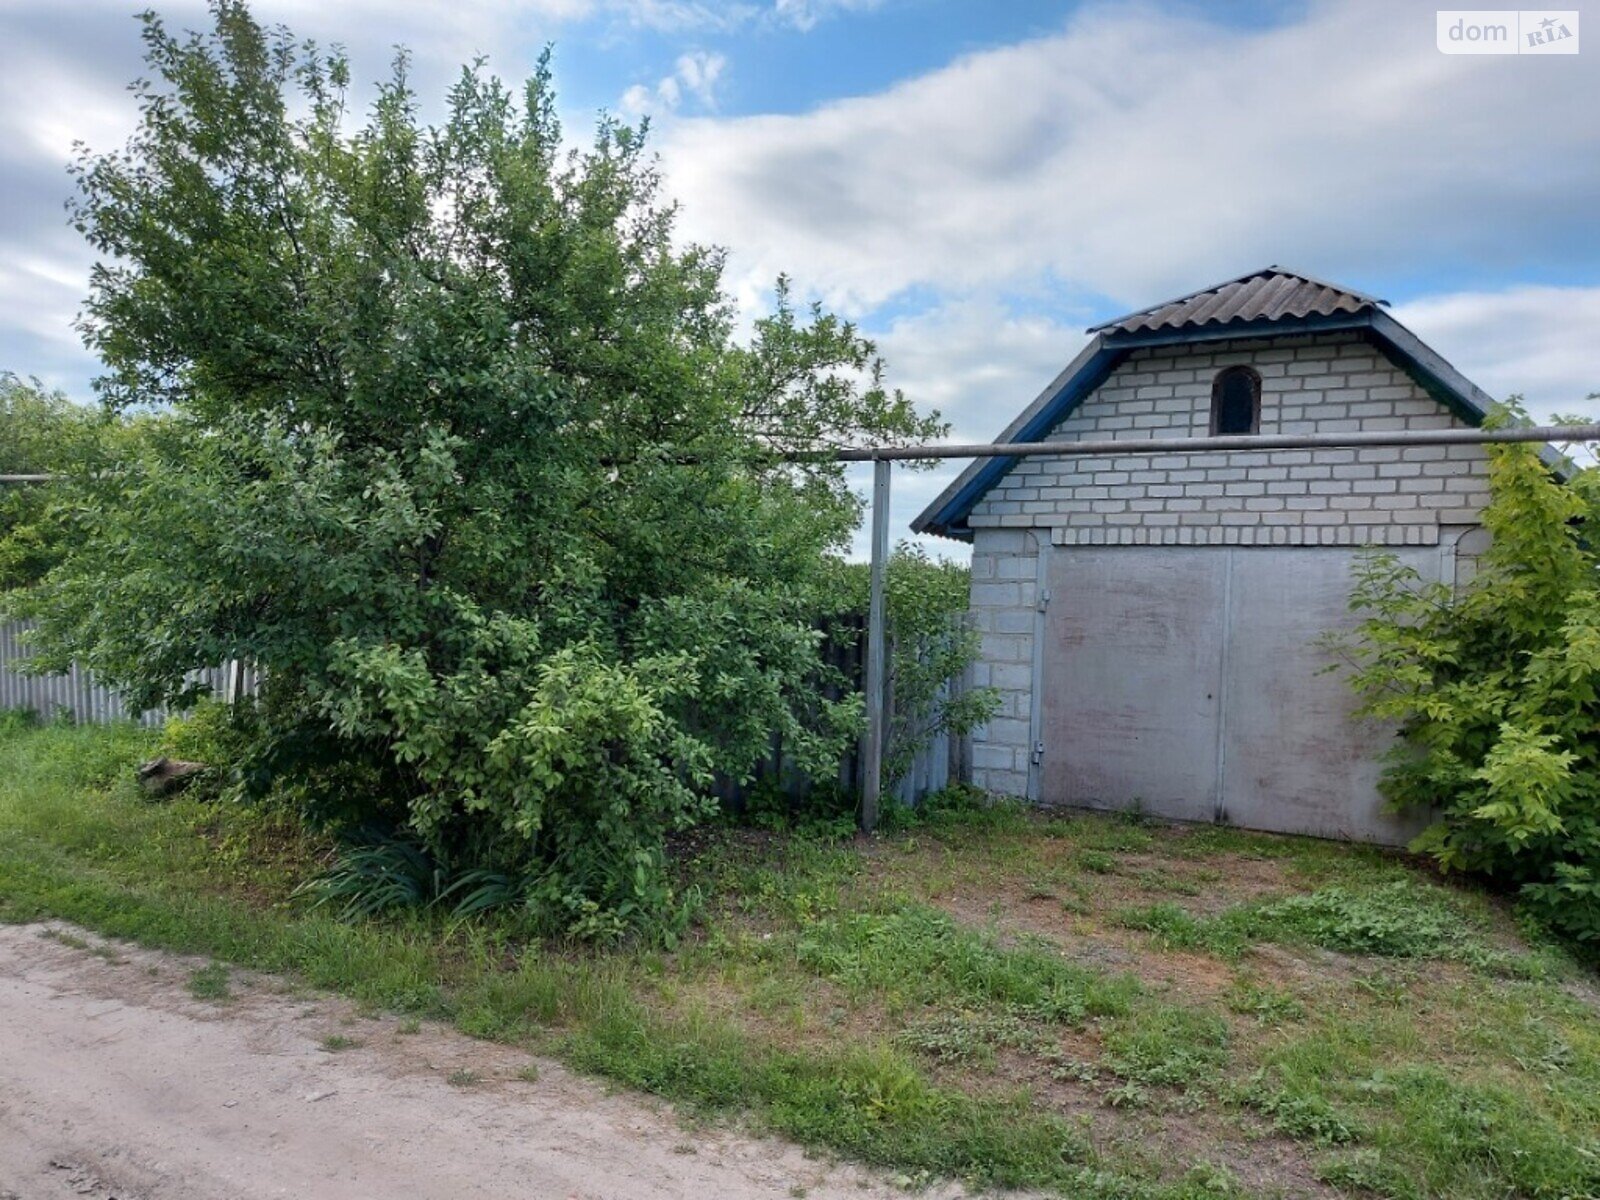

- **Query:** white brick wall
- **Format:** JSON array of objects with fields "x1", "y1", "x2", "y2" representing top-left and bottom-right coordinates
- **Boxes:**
[
  {"x1": 963, "y1": 331, "x2": 1493, "y2": 795},
  {"x1": 966, "y1": 528, "x2": 1039, "y2": 797},
  {"x1": 968, "y1": 333, "x2": 1491, "y2": 545}
]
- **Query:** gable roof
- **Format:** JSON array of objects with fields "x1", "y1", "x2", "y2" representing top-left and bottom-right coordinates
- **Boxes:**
[
  {"x1": 1088, "y1": 266, "x2": 1386, "y2": 335},
  {"x1": 913, "y1": 268, "x2": 1502, "y2": 542}
]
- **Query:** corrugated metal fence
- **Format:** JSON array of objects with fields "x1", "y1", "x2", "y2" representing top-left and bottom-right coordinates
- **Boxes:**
[{"x1": 0, "y1": 620, "x2": 259, "y2": 728}]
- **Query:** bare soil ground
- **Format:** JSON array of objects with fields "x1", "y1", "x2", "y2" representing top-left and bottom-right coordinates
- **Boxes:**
[{"x1": 0, "y1": 922, "x2": 966, "y2": 1200}]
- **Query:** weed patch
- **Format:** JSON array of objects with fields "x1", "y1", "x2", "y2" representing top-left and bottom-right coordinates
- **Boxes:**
[
  {"x1": 1239, "y1": 1074, "x2": 1360, "y2": 1146},
  {"x1": 1224, "y1": 979, "x2": 1306, "y2": 1026},
  {"x1": 1251, "y1": 882, "x2": 1500, "y2": 965},
  {"x1": 188, "y1": 962, "x2": 230, "y2": 1001},
  {"x1": 894, "y1": 1012, "x2": 1043, "y2": 1064},
  {"x1": 1101, "y1": 1005, "x2": 1229, "y2": 1088},
  {"x1": 792, "y1": 904, "x2": 1139, "y2": 1023}
]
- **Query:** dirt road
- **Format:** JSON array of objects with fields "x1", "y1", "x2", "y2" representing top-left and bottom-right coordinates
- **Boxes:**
[{"x1": 0, "y1": 922, "x2": 959, "y2": 1200}]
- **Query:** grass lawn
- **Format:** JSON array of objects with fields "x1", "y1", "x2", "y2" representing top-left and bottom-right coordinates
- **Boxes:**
[{"x1": 0, "y1": 720, "x2": 1596, "y2": 1200}]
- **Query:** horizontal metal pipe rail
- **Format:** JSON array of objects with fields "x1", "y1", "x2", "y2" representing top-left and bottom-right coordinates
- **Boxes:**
[
  {"x1": 823, "y1": 423, "x2": 1600, "y2": 462},
  {"x1": 7, "y1": 424, "x2": 1595, "y2": 480}
]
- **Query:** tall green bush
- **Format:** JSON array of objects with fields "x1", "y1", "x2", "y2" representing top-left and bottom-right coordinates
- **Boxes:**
[
  {"x1": 1339, "y1": 405, "x2": 1600, "y2": 943},
  {"x1": 18, "y1": 2, "x2": 944, "y2": 935}
]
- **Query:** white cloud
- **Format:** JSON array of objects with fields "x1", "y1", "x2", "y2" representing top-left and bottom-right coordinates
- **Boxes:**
[
  {"x1": 656, "y1": 0, "x2": 1600, "y2": 315},
  {"x1": 1395, "y1": 286, "x2": 1600, "y2": 420},
  {"x1": 874, "y1": 298, "x2": 1092, "y2": 441},
  {"x1": 770, "y1": 0, "x2": 884, "y2": 32},
  {"x1": 621, "y1": 49, "x2": 728, "y2": 116},
  {"x1": 609, "y1": 0, "x2": 756, "y2": 33},
  {"x1": 674, "y1": 50, "x2": 726, "y2": 106},
  {"x1": 607, "y1": 0, "x2": 878, "y2": 33}
]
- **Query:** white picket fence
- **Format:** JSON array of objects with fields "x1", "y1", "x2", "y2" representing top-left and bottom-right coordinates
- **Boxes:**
[{"x1": 0, "y1": 620, "x2": 259, "y2": 728}]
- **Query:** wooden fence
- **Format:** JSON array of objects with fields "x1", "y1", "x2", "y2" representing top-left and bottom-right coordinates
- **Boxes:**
[{"x1": 0, "y1": 617, "x2": 972, "y2": 804}]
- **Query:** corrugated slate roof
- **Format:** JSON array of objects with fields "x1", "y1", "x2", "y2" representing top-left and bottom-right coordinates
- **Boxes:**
[{"x1": 1088, "y1": 266, "x2": 1387, "y2": 335}]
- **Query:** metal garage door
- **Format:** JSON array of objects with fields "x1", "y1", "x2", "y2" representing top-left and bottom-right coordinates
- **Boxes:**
[{"x1": 1038, "y1": 546, "x2": 1436, "y2": 843}]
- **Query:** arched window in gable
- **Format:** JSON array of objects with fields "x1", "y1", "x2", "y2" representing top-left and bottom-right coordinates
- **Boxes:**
[{"x1": 1211, "y1": 366, "x2": 1261, "y2": 436}]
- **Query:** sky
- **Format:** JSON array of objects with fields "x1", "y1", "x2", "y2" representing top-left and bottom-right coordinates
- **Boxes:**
[{"x1": 1, "y1": 0, "x2": 1596, "y2": 558}]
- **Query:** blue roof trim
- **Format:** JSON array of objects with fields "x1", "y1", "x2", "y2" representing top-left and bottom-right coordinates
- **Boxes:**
[
  {"x1": 914, "y1": 307, "x2": 1518, "y2": 541},
  {"x1": 1362, "y1": 310, "x2": 1491, "y2": 425}
]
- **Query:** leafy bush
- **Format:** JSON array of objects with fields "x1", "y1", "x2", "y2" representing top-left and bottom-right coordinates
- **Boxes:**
[
  {"x1": 826, "y1": 546, "x2": 999, "y2": 793},
  {"x1": 1337, "y1": 406, "x2": 1600, "y2": 943},
  {"x1": 20, "y1": 4, "x2": 946, "y2": 937}
]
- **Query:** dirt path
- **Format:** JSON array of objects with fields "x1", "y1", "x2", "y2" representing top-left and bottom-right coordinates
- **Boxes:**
[{"x1": 0, "y1": 922, "x2": 963, "y2": 1200}]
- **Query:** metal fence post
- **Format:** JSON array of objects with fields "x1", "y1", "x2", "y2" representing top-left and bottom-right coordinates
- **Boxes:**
[{"x1": 861, "y1": 456, "x2": 891, "y2": 832}]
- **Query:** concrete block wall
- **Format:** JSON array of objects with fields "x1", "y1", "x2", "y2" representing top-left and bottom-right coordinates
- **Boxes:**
[
  {"x1": 962, "y1": 330, "x2": 1495, "y2": 795},
  {"x1": 968, "y1": 332, "x2": 1492, "y2": 547}
]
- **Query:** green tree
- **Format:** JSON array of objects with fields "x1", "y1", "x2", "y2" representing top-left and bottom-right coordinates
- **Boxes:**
[
  {"x1": 1337, "y1": 404, "x2": 1600, "y2": 944},
  {"x1": 0, "y1": 375, "x2": 106, "y2": 591},
  {"x1": 23, "y1": 2, "x2": 944, "y2": 935}
]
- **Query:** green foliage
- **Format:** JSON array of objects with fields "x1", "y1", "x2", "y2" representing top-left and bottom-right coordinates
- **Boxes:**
[
  {"x1": 1223, "y1": 979, "x2": 1306, "y2": 1026},
  {"x1": 827, "y1": 545, "x2": 999, "y2": 792},
  {"x1": 734, "y1": 778, "x2": 860, "y2": 840},
  {"x1": 1337, "y1": 405, "x2": 1600, "y2": 943},
  {"x1": 1113, "y1": 902, "x2": 1253, "y2": 957},
  {"x1": 23, "y1": 3, "x2": 946, "y2": 937},
  {"x1": 0, "y1": 375, "x2": 108, "y2": 592},
  {"x1": 157, "y1": 699, "x2": 257, "y2": 802},
  {"x1": 1253, "y1": 881, "x2": 1499, "y2": 964},
  {"x1": 894, "y1": 1012, "x2": 1042, "y2": 1064},
  {"x1": 1359, "y1": 1066, "x2": 1600, "y2": 1199},
  {"x1": 1240, "y1": 1073, "x2": 1359, "y2": 1145},
  {"x1": 187, "y1": 962, "x2": 231, "y2": 1000},
  {"x1": 1101, "y1": 1005, "x2": 1229, "y2": 1088},
  {"x1": 793, "y1": 903, "x2": 1140, "y2": 1023},
  {"x1": 1120, "y1": 881, "x2": 1510, "y2": 969},
  {"x1": 295, "y1": 835, "x2": 471, "y2": 920}
]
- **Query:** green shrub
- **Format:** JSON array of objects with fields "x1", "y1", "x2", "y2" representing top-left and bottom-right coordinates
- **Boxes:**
[
  {"x1": 1338, "y1": 408, "x2": 1600, "y2": 944},
  {"x1": 826, "y1": 547, "x2": 999, "y2": 794}
]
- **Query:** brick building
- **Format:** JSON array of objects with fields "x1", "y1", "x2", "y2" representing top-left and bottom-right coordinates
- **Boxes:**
[{"x1": 914, "y1": 267, "x2": 1508, "y2": 844}]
